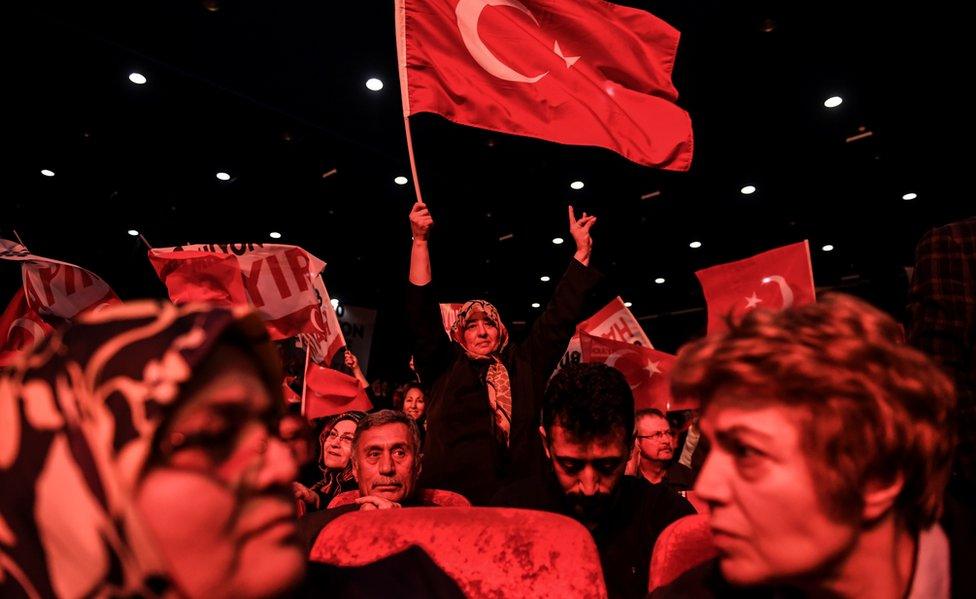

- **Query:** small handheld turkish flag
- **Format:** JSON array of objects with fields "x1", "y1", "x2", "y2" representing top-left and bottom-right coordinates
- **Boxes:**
[
  {"x1": 695, "y1": 241, "x2": 816, "y2": 335},
  {"x1": 579, "y1": 330, "x2": 688, "y2": 412}
]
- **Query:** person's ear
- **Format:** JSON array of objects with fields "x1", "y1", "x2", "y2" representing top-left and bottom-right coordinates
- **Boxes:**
[
  {"x1": 862, "y1": 473, "x2": 904, "y2": 522},
  {"x1": 539, "y1": 426, "x2": 550, "y2": 459}
]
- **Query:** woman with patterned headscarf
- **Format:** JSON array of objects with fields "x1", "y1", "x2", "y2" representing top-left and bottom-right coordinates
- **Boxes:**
[
  {"x1": 405, "y1": 202, "x2": 603, "y2": 505},
  {"x1": 0, "y1": 301, "x2": 307, "y2": 598},
  {"x1": 0, "y1": 301, "x2": 469, "y2": 599},
  {"x1": 294, "y1": 410, "x2": 365, "y2": 510}
]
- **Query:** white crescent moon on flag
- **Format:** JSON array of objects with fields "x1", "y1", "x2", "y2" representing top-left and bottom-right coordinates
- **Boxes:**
[
  {"x1": 762, "y1": 275, "x2": 795, "y2": 308},
  {"x1": 455, "y1": 0, "x2": 549, "y2": 83},
  {"x1": 605, "y1": 349, "x2": 641, "y2": 390},
  {"x1": 8, "y1": 318, "x2": 46, "y2": 349}
]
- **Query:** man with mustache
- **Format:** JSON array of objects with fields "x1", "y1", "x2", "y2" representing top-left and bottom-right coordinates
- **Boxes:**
[
  {"x1": 491, "y1": 363, "x2": 694, "y2": 598},
  {"x1": 632, "y1": 408, "x2": 695, "y2": 493},
  {"x1": 298, "y1": 410, "x2": 426, "y2": 551}
]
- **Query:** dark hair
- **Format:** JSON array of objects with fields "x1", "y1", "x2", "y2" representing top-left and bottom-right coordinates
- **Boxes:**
[
  {"x1": 672, "y1": 293, "x2": 957, "y2": 530},
  {"x1": 317, "y1": 411, "x2": 367, "y2": 474},
  {"x1": 403, "y1": 382, "x2": 425, "y2": 396},
  {"x1": 392, "y1": 382, "x2": 425, "y2": 410},
  {"x1": 543, "y1": 363, "x2": 635, "y2": 444},
  {"x1": 351, "y1": 409, "x2": 422, "y2": 459}
]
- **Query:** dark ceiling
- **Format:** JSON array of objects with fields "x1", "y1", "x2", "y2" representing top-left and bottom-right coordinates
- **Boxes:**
[{"x1": 4, "y1": 1, "x2": 968, "y2": 378}]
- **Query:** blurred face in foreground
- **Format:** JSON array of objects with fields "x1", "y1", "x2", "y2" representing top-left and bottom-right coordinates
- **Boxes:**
[
  {"x1": 695, "y1": 397, "x2": 857, "y2": 586},
  {"x1": 136, "y1": 345, "x2": 304, "y2": 598}
]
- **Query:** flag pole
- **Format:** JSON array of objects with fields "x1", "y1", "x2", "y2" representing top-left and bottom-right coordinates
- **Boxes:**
[
  {"x1": 300, "y1": 344, "x2": 311, "y2": 419},
  {"x1": 12, "y1": 230, "x2": 28, "y2": 251},
  {"x1": 395, "y1": 0, "x2": 424, "y2": 204},
  {"x1": 138, "y1": 234, "x2": 153, "y2": 250},
  {"x1": 403, "y1": 116, "x2": 424, "y2": 204}
]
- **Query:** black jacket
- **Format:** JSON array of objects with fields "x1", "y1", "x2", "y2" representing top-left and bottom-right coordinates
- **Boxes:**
[
  {"x1": 407, "y1": 259, "x2": 603, "y2": 505},
  {"x1": 491, "y1": 471, "x2": 695, "y2": 598}
]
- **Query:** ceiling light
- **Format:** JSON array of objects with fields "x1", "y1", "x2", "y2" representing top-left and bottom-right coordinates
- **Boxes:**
[{"x1": 824, "y1": 96, "x2": 843, "y2": 108}]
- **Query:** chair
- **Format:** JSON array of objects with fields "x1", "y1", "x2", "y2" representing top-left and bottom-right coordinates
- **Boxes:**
[
  {"x1": 647, "y1": 514, "x2": 718, "y2": 592},
  {"x1": 326, "y1": 488, "x2": 471, "y2": 509},
  {"x1": 310, "y1": 507, "x2": 607, "y2": 599}
]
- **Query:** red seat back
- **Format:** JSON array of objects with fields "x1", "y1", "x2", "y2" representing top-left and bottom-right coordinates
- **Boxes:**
[
  {"x1": 310, "y1": 507, "x2": 607, "y2": 599},
  {"x1": 648, "y1": 514, "x2": 718, "y2": 592}
]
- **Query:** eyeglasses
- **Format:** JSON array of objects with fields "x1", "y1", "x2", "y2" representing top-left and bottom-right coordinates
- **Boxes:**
[
  {"x1": 156, "y1": 407, "x2": 281, "y2": 487},
  {"x1": 325, "y1": 430, "x2": 355, "y2": 445},
  {"x1": 637, "y1": 430, "x2": 675, "y2": 442}
]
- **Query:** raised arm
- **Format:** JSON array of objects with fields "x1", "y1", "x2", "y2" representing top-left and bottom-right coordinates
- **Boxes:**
[
  {"x1": 409, "y1": 201, "x2": 433, "y2": 286},
  {"x1": 405, "y1": 201, "x2": 452, "y2": 382},
  {"x1": 520, "y1": 206, "x2": 602, "y2": 376}
]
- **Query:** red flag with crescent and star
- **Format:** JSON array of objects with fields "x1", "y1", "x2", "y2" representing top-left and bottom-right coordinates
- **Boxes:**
[
  {"x1": 396, "y1": 0, "x2": 693, "y2": 170},
  {"x1": 695, "y1": 241, "x2": 817, "y2": 335},
  {"x1": 579, "y1": 330, "x2": 691, "y2": 412}
]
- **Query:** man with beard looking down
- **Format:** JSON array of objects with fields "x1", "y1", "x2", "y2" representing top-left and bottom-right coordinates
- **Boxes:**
[{"x1": 491, "y1": 363, "x2": 694, "y2": 598}]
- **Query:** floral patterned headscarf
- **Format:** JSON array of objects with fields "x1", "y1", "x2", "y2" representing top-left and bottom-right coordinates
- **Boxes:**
[
  {"x1": 448, "y1": 300, "x2": 514, "y2": 446},
  {"x1": 449, "y1": 300, "x2": 509, "y2": 359},
  {"x1": 0, "y1": 301, "x2": 279, "y2": 598}
]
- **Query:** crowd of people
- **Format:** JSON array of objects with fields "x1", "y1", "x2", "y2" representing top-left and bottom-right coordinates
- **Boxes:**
[{"x1": 1, "y1": 206, "x2": 972, "y2": 598}]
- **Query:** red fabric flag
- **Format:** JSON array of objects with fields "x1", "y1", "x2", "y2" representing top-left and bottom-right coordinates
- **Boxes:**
[
  {"x1": 578, "y1": 296, "x2": 653, "y2": 346},
  {"x1": 282, "y1": 377, "x2": 302, "y2": 405},
  {"x1": 579, "y1": 331, "x2": 689, "y2": 412},
  {"x1": 695, "y1": 241, "x2": 816, "y2": 335},
  {"x1": 148, "y1": 251, "x2": 249, "y2": 306},
  {"x1": 303, "y1": 362, "x2": 372, "y2": 420},
  {"x1": 396, "y1": 0, "x2": 693, "y2": 170},
  {"x1": 0, "y1": 288, "x2": 54, "y2": 367},
  {"x1": 553, "y1": 296, "x2": 652, "y2": 377},
  {"x1": 1, "y1": 239, "x2": 120, "y2": 320},
  {"x1": 148, "y1": 244, "x2": 345, "y2": 363}
]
